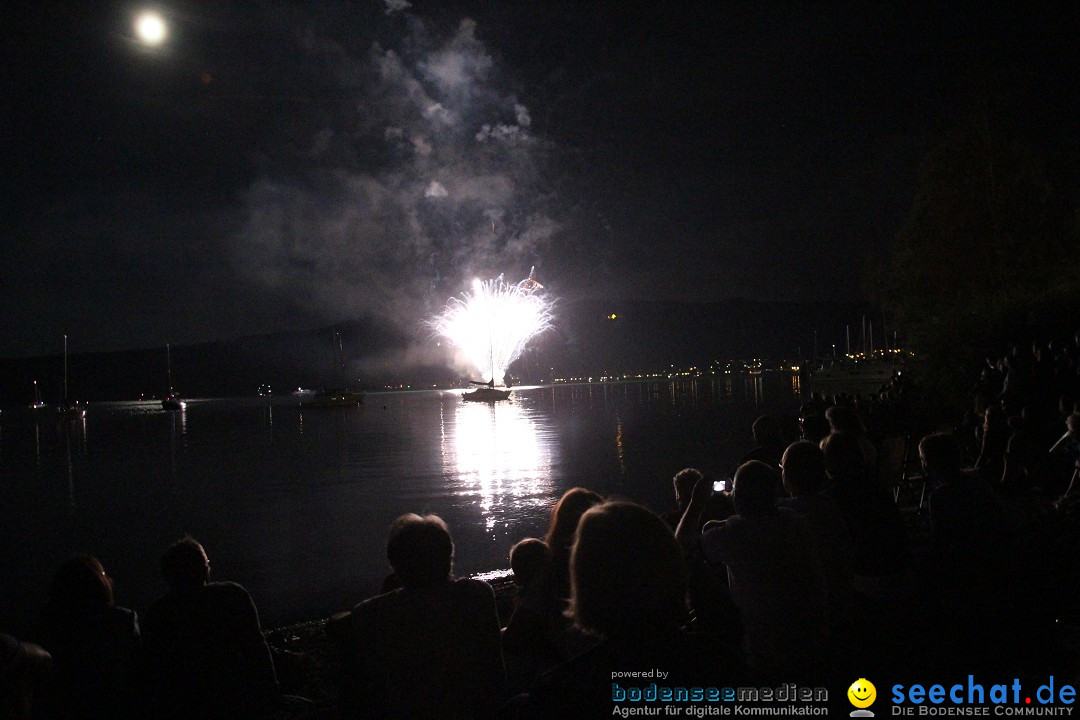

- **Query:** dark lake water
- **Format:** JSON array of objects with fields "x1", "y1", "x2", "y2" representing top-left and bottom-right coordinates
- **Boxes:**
[{"x1": 0, "y1": 375, "x2": 803, "y2": 634}]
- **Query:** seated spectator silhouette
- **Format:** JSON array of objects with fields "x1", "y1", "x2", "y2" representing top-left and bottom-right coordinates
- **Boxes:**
[
  {"x1": 999, "y1": 351, "x2": 1032, "y2": 408},
  {"x1": 975, "y1": 358, "x2": 1004, "y2": 414},
  {"x1": 530, "y1": 488, "x2": 603, "y2": 661},
  {"x1": 739, "y1": 415, "x2": 786, "y2": 470},
  {"x1": 999, "y1": 430, "x2": 1048, "y2": 496},
  {"x1": 665, "y1": 471, "x2": 738, "y2": 642},
  {"x1": 33, "y1": 555, "x2": 139, "y2": 720},
  {"x1": 141, "y1": 537, "x2": 278, "y2": 719},
  {"x1": 921, "y1": 433, "x2": 1008, "y2": 549},
  {"x1": 976, "y1": 404, "x2": 1009, "y2": 482},
  {"x1": 338, "y1": 514, "x2": 505, "y2": 720},
  {"x1": 780, "y1": 442, "x2": 845, "y2": 531},
  {"x1": 779, "y1": 442, "x2": 855, "y2": 630},
  {"x1": 509, "y1": 538, "x2": 549, "y2": 593},
  {"x1": 541, "y1": 488, "x2": 603, "y2": 602},
  {"x1": 660, "y1": 467, "x2": 703, "y2": 528},
  {"x1": 503, "y1": 537, "x2": 552, "y2": 651},
  {"x1": 1049, "y1": 413, "x2": 1080, "y2": 498},
  {"x1": 922, "y1": 432, "x2": 1019, "y2": 669},
  {"x1": 954, "y1": 410, "x2": 981, "y2": 466},
  {"x1": 1, "y1": 633, "x2": 51, "y2": 720},
  {"x1": 825, "y1": 405, "x2": 878, "y2": 477},
  {"x1": 665, "y1": 468, "x2": 734, "y2": 535},
  {"x1": 502, "y1": 539, "x2": 558, "y2": 693},
  {"x1": 685, "y1": 461, "x2": 828, "y2": 682},
  {"x1": 517, "y1": 501, "x2": 742, "y2": 719},
  {"x1": 799, "y1": 411, "x2": 831, "y2": 445},
  {"x1": 822, "y1": 432, "x2": 911, "y2": 597}
]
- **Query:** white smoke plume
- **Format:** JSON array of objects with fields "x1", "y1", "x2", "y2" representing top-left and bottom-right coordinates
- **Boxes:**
[
  {"x1": 383, "y1": 0, "x2": 411, "y2": 15},
  {"x1": 235, "y1": 9, "x2": 559, "y2": 369},
  {"x1": 424, "y1": 180, "x2": 448, "y2": 198}
]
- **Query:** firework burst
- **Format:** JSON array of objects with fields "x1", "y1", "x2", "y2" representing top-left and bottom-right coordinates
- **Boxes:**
[{"x1": 431, "y1": 269, "x2": 554, "y2": 384}]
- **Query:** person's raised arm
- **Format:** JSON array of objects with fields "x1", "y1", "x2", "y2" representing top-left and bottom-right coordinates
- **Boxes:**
[{"x1": 674, "y1": 475, "x2": 714, "y2": 552}]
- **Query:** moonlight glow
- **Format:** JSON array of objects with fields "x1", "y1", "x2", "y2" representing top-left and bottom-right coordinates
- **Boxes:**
[
  {"x1": 431, "y1": 270, "x2": 554, "y2": 384},
  {"x1": 134, "y1": 12, "x2": 167, "y2": 46}
]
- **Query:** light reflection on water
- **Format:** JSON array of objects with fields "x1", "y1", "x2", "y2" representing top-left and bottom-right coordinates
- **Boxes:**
[
  {"x1": 0, "y1": 377, "x2": 801, "y2": 632},
  {"x1": 442, "y1": 394, "x2": 556, "y2": 532}
]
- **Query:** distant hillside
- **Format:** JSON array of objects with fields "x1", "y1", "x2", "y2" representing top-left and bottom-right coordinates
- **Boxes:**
[
  {"x1": 544, "y1": 298, "x2": 876, "y2": 375},
  {"x1": 0, "y1": 299, "x2": 876, "y2": 402}
]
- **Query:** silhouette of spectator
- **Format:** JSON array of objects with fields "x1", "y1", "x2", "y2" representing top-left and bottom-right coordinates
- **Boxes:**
[
  {"x1": 665, "y1": 471, "x2": 738, "y2": 642},
  {"x1": 339, "y1": 514, "x2": 505, "y2": 720},
  {"x1": 502, "y1": 539, "x2": 557, "y2": 693},
  {"x1": 33, "y1": 555, "x2": 139, "y2": 719},
  {"x1": 975, "y1": 404, "x2": 1010, "y2": 482},
  {"x1": 954, "y1": 410, "x2": 981, "y2": 466},
  {"x1": 920, "y1": 432, "x2": 1017, "y2": 668},
  {"x1": 999, "y1": 350, "x2": 1033, "y2": 408},
  {"x1": 799, "y1": 411, "x2": 831, "y2": 445},
  {"x1": 975, "y1": 358, "x2": 1005, "y2": 414},
  {"x1": 780, "y1": 441, "x2": 828, "y2": 497},
  {"x1": 517, "y1": 501, "x2": 742, "y2": 718},
  {"x1": 542, "y1": 488, "x2": 603, "y2": 601},
  {"x1": 660, "y1": 467, "x2": 703, "y2": 528},
  {"x1": 1000, "y1": 429, "x2": 1046, "y2": 495},
  {"x1": 822, "y1": 432, "x2": 911, "y2": 596},
  {"x1": 141, "y1": 536, "x2": 278, "y2": 719},
  {"x1": 1, "y1": 633, "x2": 51, "y2": 720},
  {"x1": 1058, "y1": 395, "x2": 1077, "y2": 423},
  {"x1": 825, "y1": 405, "x2": 878, "y2": 475},
  {"x1": 778, "y1": 442, "x2": 855, "y2": 630},
  {"x1": 509, "y1": 538, "x2": 549, "y2": 591},
  {"x1": 683, "y1": 461, "x2": 828, "y2": 681},
  {"x1": 501, "y1": 488, "x2": 604, "y2": 669},
  {"x1": 739, "y1": 415, "x2": 785, "y2": 470},
  {"x1": 1049, "y1": 413, "x2": 1080, "y2": 493},
  {"x1": 920, "y1": 433, "x2": 1008, "y2": 549},
  {"x1": 503, "y1": 537, "x2": 550, "y2": 645}
]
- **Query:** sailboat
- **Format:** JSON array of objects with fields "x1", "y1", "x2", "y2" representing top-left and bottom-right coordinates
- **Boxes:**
[
  {"x1": 29, "y1": 380, "x2": 47, "y2": 410},
  {"x1": 462, "y1": 379, "x2": 511, "y2": 403},
  {"x1": 462, "y1": 336, "x2": 510, "y2": 402},
  {"x1": 161, "y1": 344, "x2": 186, "y2": 410},
  {"x1": 809, "y1": 318, "x2": 907, "y2": 388},
  {"x1": 303, "y1": 331, "x2": 365, "y2": 407},
  {"x1": 57, "y1": 335, "x2": 86, "y2": 420}
]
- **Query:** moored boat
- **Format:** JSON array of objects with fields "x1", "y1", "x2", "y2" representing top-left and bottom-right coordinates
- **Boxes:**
[
  {"x1": 809, "y1": 349, "x2": 907, "y2": 387},
  {"x1": 30, "y1": 380, "x2": 47, "y2": 411},
  {"x1": 57, "y1": 335, "x2": 86, "y2": 419},
  {"x1": 161, "y1": 344, "x2": 186, "y2": 410},
  {"x1": 300, "y1": 331, "x2": 365, "y2": 408},
  {"x1": 462, "y1": 386, "x2": 511, "y2": 402},
  {"x1": 161, "y1": 394, "x2": 186, "y2": 411},
  {"x1": 302, "y1": 388, "x2": 365, "y2": 407}
]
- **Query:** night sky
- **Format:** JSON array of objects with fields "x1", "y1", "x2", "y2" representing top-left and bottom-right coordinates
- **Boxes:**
[{"x1": 3, "y1": 1, "x2": 1077, "y2": 360}]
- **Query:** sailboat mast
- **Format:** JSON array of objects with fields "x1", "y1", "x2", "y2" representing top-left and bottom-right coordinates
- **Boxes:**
[
  {"x1": 63, "y1": 334, "x2": 69, "y2": 402},
  {"x1": 337, "y1": 333, "x2": 345, "y2": 378},
  {"x1": 331, "y1": 330, "x2": 346, "y2": 387},
  {"x1": 166, "y1": 343, "x2": 173, "y2": 392}
]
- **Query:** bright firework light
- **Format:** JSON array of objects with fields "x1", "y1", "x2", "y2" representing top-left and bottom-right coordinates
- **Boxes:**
[{"x1": 431, "y1": 270, "x2": 554, "y2": 385}]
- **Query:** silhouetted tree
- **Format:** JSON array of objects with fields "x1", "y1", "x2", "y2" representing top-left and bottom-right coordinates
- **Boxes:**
[{"x1": 883, "y1": 101, "x2": 1079, "y2": 408}]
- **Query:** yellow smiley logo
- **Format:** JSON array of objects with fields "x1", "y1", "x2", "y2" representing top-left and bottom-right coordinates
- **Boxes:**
[{"x1": 848, "y1": 678, "x2": 876, "y2": 709}]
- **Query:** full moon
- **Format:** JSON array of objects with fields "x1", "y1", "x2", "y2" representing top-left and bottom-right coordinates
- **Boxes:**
[{"x1": 134, "y1": 12, "x2": 167, "y2": 46}]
